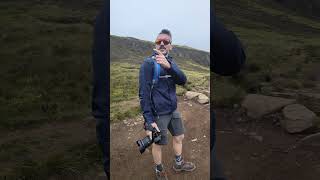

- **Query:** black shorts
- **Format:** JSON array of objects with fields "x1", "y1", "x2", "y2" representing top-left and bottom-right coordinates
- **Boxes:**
[{"x1": 154, "y1": 109, "x2": 185, "y2": 145}]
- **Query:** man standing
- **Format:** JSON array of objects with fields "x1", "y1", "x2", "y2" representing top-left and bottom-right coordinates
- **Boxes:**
[{"x1": 139, "y1": 29, "x2": 196, "y2": 180}]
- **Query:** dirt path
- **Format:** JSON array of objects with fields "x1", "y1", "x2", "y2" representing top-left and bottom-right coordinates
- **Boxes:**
[
  {"x1": 215, "y1": 108, "x2": 320, "y2": 180},
  {"x1": 110, "y1": 97, "x2": 210, "y2": 180}
]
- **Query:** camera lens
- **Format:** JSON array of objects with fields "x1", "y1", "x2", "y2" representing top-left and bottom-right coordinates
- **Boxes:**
[{"x1": 136, "y1": 136, "x2": 152, "y2": 154}]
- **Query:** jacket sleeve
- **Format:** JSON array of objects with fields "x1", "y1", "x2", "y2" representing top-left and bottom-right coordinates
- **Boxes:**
[
  {"x1": 167, "y1": 59, "x2": 187, "y2": 85},
  {"x1": 211, "y1": 17, "x2": 246, "y2": 76},
  {"x1": 91, "y1": 4, "x2": 107, "y2": 119},
  {"x1": 139, "y1": 60, "x2": 155, "y2": 124}
]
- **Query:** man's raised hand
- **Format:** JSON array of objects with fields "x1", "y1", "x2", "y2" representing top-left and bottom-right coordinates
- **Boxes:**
[{"x1": 153, "y1": 49, "x2": 171, "y2": 69}]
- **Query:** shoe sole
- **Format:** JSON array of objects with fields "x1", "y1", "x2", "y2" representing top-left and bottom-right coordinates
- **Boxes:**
[{"x1": 172, "y1": 165, "x2": 196, "y2": 172}]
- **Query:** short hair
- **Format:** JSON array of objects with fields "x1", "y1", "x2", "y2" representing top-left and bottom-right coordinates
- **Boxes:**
[{"x1": 159, "y1": 29, "x2": 172, "y2": 42}]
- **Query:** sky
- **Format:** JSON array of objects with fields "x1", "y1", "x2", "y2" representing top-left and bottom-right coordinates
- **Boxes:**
[{"x1": 110, "y1": 0, "x2": 210, "y2": 52}]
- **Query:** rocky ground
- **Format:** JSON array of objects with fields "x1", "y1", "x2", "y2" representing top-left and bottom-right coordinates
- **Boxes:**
[{"x1": 216, "y1": 83, "x2": 320, "y2": 180}]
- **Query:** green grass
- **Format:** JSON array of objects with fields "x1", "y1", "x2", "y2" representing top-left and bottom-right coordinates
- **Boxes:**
[
  {"x1": 110, "y1": 63, "x2": 140, "y2": 103},
  {"x1": 0, "y1": 1, "x2": 98, "y2": 128},
  {"x1": 212, "y1": 78, "x2": 246, "y2": 107},
  {"x1": 110, "y1": 100, "x2": 141, "y2": 122},
  {"x1": 251, "y1": 1, "x2": 320, "y2": 30},
  {"x1": 2, "y1": 141, "x2": 102, "y2": 179}
]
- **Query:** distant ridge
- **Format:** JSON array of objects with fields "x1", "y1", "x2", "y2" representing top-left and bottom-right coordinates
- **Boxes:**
[{"x1": 110, "y1": 35, "x2": 210, "y2": 68}]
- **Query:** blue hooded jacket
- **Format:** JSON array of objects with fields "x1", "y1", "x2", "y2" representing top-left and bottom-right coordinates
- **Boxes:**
[{"x1": 139, "y1": 53, "x2": 187, "y2": 125}]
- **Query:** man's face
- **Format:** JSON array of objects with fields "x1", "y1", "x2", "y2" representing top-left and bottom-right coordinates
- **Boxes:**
[{"x1": 155, "y1": 34, "x2": 172, "y2": 55}]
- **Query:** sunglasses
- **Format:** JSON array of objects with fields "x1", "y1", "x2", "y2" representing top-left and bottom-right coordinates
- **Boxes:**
[{"x1": 155, "y1": 39, "x2": 171, "y2": 45}]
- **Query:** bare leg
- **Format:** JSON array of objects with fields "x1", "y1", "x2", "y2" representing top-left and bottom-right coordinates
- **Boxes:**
[
  {"x1": 173, "y1": 134, "x2": 184, "y2": 156},
  {"x1": 152, "y1": 143, "x2": 162, "y2": 165}
]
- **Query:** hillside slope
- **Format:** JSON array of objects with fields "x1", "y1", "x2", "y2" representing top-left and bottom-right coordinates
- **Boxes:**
[
  {"x1": 270, "y1": 0, "x2": 320, "y2": 19},
  {"x1": 110, "y1": 35, "x2": 210, "y2": 70}
]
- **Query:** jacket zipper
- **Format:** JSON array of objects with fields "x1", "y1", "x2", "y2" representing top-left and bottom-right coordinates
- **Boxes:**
[
  {"x1": 150, "y1": 83, "x2": 160, "y2": 120},
  {"x1": 166, "y1": 77, "x2": 173, "y2": 110}
]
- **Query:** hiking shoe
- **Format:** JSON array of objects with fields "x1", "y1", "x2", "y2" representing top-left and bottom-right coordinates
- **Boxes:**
[
  {"x1": 155, "y1": 169, "x2": 168, "y2": 180},
  {"x1": 173, "y1": 160, "x2": 196, "y2": 172}
]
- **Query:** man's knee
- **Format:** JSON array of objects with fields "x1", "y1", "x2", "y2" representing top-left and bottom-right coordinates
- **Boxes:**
[{"x1": 173, "y1": 134, "x2": 184, "y2": 143}]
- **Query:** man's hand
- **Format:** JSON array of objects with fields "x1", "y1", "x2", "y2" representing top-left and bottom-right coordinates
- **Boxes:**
[
  {"x1": 153, "y1": 49, "x2": 171, "y2": 69},
  {"x1": 146, "y1": 122, "x2": 160, "y2": 140}
]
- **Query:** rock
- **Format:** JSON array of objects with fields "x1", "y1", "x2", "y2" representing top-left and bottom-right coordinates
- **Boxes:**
[
  {"x1": 191, "y1": 138, "x2": 198, "y2": 142},
  {"x1": 274, "y1": 122, "x2": 281, "y2": 127},
  {"x1": 281, "y1": 104, "x2": 316, "y2": 133},
  {"x1": 297, "y1": 132, "x2": 320, "y2": 148},
  {"x1": 186, "y1": 102, "x2": 193, "y2": 107},
  {"x1": 128, "y1": 123, "x2": 135, "y2": 127},
  {"x1": 197, "y1": 94, "x2": 209, "y2": 104},
  {"x1": 251, "y1": 135, "x2": 263, "y2": 142},
  {"x1": 299, "y1": 92, "x2": 320, "y2": 100},
  {"x1": 202, "y1": 90, "x2": 210, "y2": 97},
  {"x1": 246, "y1": 132, "x2": 263, "y2": 142},
  {"x1": 260, "y1": 86, "x2": 275, "y2": 95},
  {"x1": 248, "y1": 132, "x2": 257, "y2": 136},
  {"x1": 185, "y1": 91, "x2": 200, "y2": 100},
  {"x1": 236, "y1": 117, "x2": 248, "y2": 123},
  {"x1": 238, "y1": 107, "x2": 246, "y2": 115},
  {"x1": 234, "y1": 156, "x2": 240, "y2": 161},
  {"x1": 241, "y1": 94, "x2": 296, "y2": 119},
  {"x1": 270, "y1": 92, "x2": 297, "y2": 98}
]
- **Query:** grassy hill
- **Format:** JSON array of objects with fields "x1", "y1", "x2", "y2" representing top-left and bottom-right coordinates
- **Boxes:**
[
  {"x1": 0, "y1": 1, "x2": 104, "y2": 179},
  {"x1": 0, "y1": 0, "x2": 102, "y2": 129}
]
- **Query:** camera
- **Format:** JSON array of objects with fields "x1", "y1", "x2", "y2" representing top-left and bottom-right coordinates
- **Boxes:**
[{"x1": 136, "y1": 128, "x2": 161, "y2": 154}]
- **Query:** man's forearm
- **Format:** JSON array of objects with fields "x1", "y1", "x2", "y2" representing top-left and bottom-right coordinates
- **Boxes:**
[
  {"x1": 167, "y1": 61, "x2": 187, "y2": 85},
  {"x1": 140, "y1": 99, "x2": 154, "y2": 124}
]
